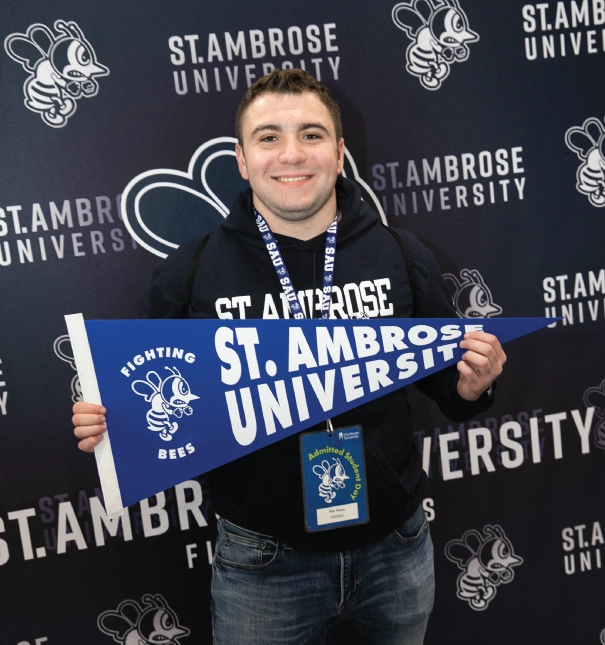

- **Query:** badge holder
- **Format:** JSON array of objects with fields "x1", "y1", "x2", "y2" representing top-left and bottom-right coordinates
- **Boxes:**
[{"x1": 300, "y1": 420, "x2": 369, "y2": 532}]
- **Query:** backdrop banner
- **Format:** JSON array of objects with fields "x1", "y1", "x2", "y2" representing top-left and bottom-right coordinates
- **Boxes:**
[{"x1": 2, "y1": 1, "x2": 605, "y2": 642}]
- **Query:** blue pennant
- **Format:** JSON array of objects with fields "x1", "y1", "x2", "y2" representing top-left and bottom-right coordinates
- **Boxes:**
[{"x1": 66, "y1": 316, "x2": 557, "y2": 516}]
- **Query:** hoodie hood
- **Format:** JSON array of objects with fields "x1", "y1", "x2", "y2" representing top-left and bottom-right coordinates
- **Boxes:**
[{"x1": 220, "y1": 176, "x2": 381, "y2": 250}]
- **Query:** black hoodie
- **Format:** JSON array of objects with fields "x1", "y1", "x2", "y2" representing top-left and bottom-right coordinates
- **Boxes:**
[{"x1": 149, "y1": 177, "x2": 493, "y2": 550}]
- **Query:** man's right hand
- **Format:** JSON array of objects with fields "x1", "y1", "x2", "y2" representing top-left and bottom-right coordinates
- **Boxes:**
[{"x1": 73, "y1": 402, "x2": 107, "y2": 452}]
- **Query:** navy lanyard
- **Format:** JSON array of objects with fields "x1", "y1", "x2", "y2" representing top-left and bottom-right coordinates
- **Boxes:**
[{"x1": 253, "y1": 208, "x2": 338, "y2": 319}]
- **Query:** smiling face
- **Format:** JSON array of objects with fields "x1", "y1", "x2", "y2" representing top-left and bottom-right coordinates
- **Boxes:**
[{"x1": 235, "y1": 91, "x2": 344, "y2": 235}]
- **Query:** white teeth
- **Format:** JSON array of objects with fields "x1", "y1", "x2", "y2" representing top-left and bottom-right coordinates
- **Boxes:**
[{"x1": 275, "y1": 176, "x2": 311, "y2": 182}]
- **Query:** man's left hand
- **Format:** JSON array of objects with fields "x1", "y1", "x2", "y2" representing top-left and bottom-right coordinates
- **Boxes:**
[{"x1": 457, "y1": 331, "x2": 506, "y2": 401}]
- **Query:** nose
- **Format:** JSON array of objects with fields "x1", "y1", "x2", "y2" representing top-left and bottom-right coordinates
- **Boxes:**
[
  {"x1": 88, "y1": 61, "x2": 108, "y2": 75},
  {"x1": 278, "y1": 135, "x2": 307, "y2": 165}
]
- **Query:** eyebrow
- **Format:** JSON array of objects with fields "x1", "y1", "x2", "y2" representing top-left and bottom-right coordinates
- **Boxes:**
[
  {"x1": 250, "y1": 122, "x2": 330, "y2": 138},
  {"x1": 299, "y1": 122, "x2": 330, "y2": 134}
]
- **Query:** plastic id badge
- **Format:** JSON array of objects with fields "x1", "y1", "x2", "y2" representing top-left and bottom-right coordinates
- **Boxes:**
[{"x1": 300, "y1": 426, "x2": 369, "y2": 532}]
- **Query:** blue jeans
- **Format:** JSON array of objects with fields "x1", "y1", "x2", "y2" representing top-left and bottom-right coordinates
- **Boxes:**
[{"x1": 211, "y1": 505, "x2": 434, "y2": 645}]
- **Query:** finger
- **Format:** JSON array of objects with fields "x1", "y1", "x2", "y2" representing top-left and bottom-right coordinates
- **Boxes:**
[
  {"x1": 73, "y1": 412, "x2": 106, "y2": 428},
  {"x1": 459, "y1": 341, "x2": 501, "y2": 374},
  {"x1": 460, "y1": 350, "x2": 495, "y2": 375},
  {"x1": 461, "y1": 335, "x2": 507, "y2": 371},
  {"x1": 460, "y1": 337, "x2": 498, "y2": 359},
  {"x1": 78, "y1": 434, "x2": 104, "y2": 453},
  {"x1": 494, "y1": 342, "x2": 507, "y2": 366},
  {"x1": 73, "y1": 401, "x2": 106, "y2": 415},
  {"x1": 463, "y1": 331, "x2": 496, "y2": 342},
  {"x1": 74, "y1": 422, "x2": 106, "y2": 440},
  {"x1": 463, "y1": 332, "x2": 507, "y2": 364},
  {"x1": 457, "y1": 359, "x2": 476, "y2": 379},
  {"x1": 456, "y1": 361, "x2": 483, "y2": 401}
]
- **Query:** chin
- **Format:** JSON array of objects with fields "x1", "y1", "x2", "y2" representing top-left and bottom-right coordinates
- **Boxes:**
[
  {"x1": 274, "y1": 206, "x2": 317, "y2": 222},
  {"x1": 261, "y1": 197, "x2": 317, "y2": 221}
]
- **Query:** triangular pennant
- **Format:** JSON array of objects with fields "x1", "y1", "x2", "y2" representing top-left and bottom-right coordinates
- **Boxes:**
[{"x1": 66, "y1": 315, "x2": 557, "y2": 517}]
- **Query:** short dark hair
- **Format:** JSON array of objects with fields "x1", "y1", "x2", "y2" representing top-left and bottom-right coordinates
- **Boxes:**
[{"x1": 235, "y1": 68, "x2": 343, "y2": 145}]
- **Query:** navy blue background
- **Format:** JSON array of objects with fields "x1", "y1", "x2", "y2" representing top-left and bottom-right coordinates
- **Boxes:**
[{"x1": 0, "y1": 1, "x2": 604, "y2": 643}]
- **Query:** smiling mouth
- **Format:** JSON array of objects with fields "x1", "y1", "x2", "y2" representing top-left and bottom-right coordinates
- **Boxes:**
[{"x1": 273, "y1": 175, "x2": 313, "y2": 182}]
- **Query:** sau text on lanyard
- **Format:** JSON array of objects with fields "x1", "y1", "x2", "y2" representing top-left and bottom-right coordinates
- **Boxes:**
[{"x1": 253, "y1": 207, "x2": 338, "y2": 320}]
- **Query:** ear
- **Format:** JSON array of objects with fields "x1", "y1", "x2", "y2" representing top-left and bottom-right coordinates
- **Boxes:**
[
  {"x1": 235, "y1": 142, "x2": 249, "y2": 181},
  {"x1": 337, "y1": 138, "x2": 345, "y2": 175}
]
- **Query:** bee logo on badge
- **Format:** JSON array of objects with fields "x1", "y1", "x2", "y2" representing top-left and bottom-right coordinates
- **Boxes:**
[{"x1": 313, "y1": 458, "x2": 350, "y2": 503}]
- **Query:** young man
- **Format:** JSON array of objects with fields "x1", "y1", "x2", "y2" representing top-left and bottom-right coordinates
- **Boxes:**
[{"x1": 73, "y1": 69, "x2": 506, "y2": 644}]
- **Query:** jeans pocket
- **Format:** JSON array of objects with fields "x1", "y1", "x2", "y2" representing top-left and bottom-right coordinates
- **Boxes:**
[
  {"x1": 214, "y1": 518, "x2": 280, "y2": 571},
  {"x1": 392, "y1": 505, "x2": 429, "y2": 544}
]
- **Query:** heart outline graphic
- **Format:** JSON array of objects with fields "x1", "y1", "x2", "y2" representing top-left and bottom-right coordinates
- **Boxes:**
[{"x1": 121, "y1": 136, "x2": 386, "y2": 258}]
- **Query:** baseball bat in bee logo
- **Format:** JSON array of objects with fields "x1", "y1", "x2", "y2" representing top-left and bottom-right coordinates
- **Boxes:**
[
  {"x1": 391, "y1": 0, "x2": 479, "y2": 90},
  {"x1": 565, "y1": 117, "x2": 605, "y2": 207},
  {"x1": 4, "y1": 19, "x2": 108, "y2": 127},
  {"x1": 98, "y1": 593, "x2": 190, "y2": 645}
]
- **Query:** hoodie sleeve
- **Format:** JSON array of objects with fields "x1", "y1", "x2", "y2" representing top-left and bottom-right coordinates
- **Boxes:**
[
  {"x1": 147, "y1": 239, "x2": 203, "y2": 319},
  {"x1": 395, "y1": 229, "x2": 495, "y2": 421}
]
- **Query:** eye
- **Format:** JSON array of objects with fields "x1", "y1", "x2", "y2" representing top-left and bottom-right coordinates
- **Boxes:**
[
  {"x1": 160, "y1": 612, "x2": 174, "y2": 629},
  {"x1": 77, "y1": 45, "x2": 90, "y2": 65},
  {"x1": 452, "y1": 14, "x2": 463, "y2": 32}
]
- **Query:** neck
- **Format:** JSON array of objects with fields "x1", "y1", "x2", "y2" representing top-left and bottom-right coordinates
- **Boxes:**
[{"x1": 252, "y1": 193, "x2": 337, "y2": 240}]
